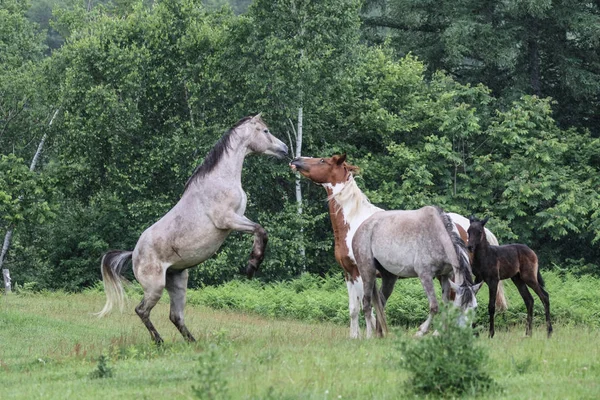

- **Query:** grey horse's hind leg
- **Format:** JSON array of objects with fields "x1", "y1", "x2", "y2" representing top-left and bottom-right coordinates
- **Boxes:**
[
  {"x1": 166, "y1": 269, "x2": 196, "y2": 342},
  {"x1": 416, "y1": 273, "x2": 439, "y2": 337},
  {"x1": 135, "y1": 291, "x2": 165, "y2": 344},
  {"x1": 135, "y1": 264, "x2": 166, "y2": 344}
]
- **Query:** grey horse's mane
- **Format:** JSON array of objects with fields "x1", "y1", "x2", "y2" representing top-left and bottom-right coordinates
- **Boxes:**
[
  {"x1": 327, "y1": 174, "x2": 381, "y2": 220},
  {"x1": 437, "y1": 208, "x2": 474, "y2": 288},
  {"x1": 183, "y1": 115, "x2": 255, "y2": 193}
]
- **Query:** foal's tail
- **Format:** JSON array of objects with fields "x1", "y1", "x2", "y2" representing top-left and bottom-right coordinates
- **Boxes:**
[
  {"x1": 438, "y1": 209, "x2": 473, "y2": 284},
  {"x1": 373, "y1": 280, "x2": 388, "y2": 336},
  {"x1": 97, "y1": 250, "x2": 133, "y2": 317}
]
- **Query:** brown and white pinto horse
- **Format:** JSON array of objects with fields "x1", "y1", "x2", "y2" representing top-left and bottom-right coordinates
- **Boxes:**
[{"x1": 291, "y1": 154, "x2": 483, "y2": 337}]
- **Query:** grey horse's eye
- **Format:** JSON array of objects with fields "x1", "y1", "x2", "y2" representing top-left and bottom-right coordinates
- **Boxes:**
[{"x1": 263, "y1": 129, "x2": 269, "y2": 134}]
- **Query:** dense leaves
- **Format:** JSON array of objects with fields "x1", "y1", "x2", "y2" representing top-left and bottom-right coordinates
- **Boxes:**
[{"x1": 1, "y1": 0, "x2": 599, "y2": 290}]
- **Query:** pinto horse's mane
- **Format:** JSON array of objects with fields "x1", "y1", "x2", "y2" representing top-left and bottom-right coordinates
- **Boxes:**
[{"x1": 327, "y1": 168, "x2": 380, "y2": 221}]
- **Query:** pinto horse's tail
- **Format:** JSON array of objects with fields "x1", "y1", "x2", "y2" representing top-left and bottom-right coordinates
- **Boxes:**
[
  {"x1": 373, "y1": 279, "x2": 388, "y2": 337},
  {"x1": 438, "y1": 209, "x2": 473, "y2": 285},
  {"x1": 97, "y1": 250, "x2": 133, "y2": 317}
]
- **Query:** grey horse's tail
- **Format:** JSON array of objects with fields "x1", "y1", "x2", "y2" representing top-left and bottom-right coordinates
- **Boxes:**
[
  {"x1": 97, "y1": 250, "x2": 133, "y2": 317},
  {"x1": 438, "y1": 209, "x2": 473, "y2": 285},
  {"x1": 373, "y1": 279, "x2": 388, "y2": 336}
]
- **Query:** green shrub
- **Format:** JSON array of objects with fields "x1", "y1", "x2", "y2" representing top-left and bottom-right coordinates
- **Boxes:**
[
  {"x1": 89, "y1": 354, "x2": 113, "y2": 379},
  {"x1": 192, "y1": 344, "x2": 228, "y2": 400},
  {"x1": 396, "y1": 306, "x2": 495, "y2": 397}
]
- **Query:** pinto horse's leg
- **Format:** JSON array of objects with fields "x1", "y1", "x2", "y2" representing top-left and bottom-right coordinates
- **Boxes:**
[
  {"x1": 511, "y1": 274, "x2": 534, "y2": 336},
  {"x1": 416, "y1": 273, "x2": 438, "y2": 337},
  {"x1": 346, "y1": 277, "x2": 363, "y2": 339},
  {"x1": 165, "y1": 269, "x2": 196, "y2": 342},
  {"x1": 214, "y1": 213, "x2": 268, "y2": 278},
  {"x1": 487, "y1": 279, "x2": 499, "y2": 338}
]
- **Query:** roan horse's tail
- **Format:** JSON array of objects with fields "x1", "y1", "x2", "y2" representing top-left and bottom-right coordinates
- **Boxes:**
[
  {"x1": 97, "y1": 250, "x2": 133, "y2": 318},
  {"x1": 438, "y1": 209, "x2": 473, "y2": 285}
]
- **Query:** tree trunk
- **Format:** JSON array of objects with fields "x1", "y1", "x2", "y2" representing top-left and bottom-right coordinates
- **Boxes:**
[
  {"x1": 528, "y1": 20, "x2": 541, "y2": 96},
  {"x1": 295, "y1": 107, "x2": 306, "y2": 271},
  {"x1": 0, "y1": 109, "x2": 59, "y2": 292},
  {"x1": 2, "y1": 268, "x2": 11, "y2": 293}
]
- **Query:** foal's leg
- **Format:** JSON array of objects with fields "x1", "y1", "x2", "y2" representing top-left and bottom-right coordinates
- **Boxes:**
[
  {"x1": 524, "y1": 275, "x2": 553, "y2": 338},
  {"x1": 165, "y1": 269, "x2": 196, "y2": 342},
  {"x1": 487, "y1": 279, "x2": 499, "y2": 338},
  {"x1": 511, "y1": 275, "x2": 534, "y2": 336},
  {"x1": 134, "y1": 264, "x2": 166, "y2": 344},
  {"x1": 416, "y1": 273, "x2": 438, "y2": 337}
]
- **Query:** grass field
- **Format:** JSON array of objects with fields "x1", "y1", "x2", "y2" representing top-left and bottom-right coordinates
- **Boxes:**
[{"x1": 1, "y1": 291, "x2": 599, "y2": 399}]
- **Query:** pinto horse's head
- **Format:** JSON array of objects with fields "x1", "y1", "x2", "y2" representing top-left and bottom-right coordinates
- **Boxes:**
[
  {"x1": 289, "y1": 154, "x2": 359, "y2": 185},
  {"x1": 467, "y1": 215, "x2": 489, "y2": 252}
]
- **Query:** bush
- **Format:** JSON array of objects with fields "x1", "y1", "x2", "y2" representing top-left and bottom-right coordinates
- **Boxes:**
[{"x1": 396, "y1": 306, "x2": 495, "y2": 397}]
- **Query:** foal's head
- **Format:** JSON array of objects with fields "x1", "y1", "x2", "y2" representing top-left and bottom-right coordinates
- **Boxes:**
[
  {"x1": 289, "y1": 154, "x2": 359, "y2": 185},
  {"x1": 467, "y1": 215, "x2": 490, "y2": 252},
  {"x1": 450, "y1": 280, "x2": 484, "y2": 326},
  {"x1": 238, "y1": 114, "x2": 288, "y2": 159}
]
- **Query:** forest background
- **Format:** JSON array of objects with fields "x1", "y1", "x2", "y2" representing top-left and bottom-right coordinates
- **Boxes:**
[{"x1": 1, "y1": 0, "x2": 599, "y2": 291}]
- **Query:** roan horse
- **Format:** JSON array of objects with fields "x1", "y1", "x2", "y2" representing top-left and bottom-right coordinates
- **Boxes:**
[
  {"x1": 290, "y1": 154, "x2": 482, "y2": 338},
  {"x1": 467, "y1": 216, "x2": 552, "y2": 338},
  {"x1": 98, "y1": 114, "x2": 288, "y2": 343}
]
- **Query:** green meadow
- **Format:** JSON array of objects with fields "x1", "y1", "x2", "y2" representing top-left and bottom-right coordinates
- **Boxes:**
[{"x1": 1, "y1": 280, "x2": 599, "y2": 399}]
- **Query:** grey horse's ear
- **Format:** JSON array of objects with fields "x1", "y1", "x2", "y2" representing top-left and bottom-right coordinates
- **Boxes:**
[
  {"x1": 481, "y1": 216, "x2": 489, "y2": 226},
  {"x1": 336, "y1": 153, "x2": 347, "y2": 165},
  {"x1": 473, "y1": 281, "x2": 484, "y2": 294},
  {"x1": 449, "y1": 279, "x2": 460, "y2": 292},
  {"x1": 252, "y1": 113, "x2": 262, "y2": 121}
]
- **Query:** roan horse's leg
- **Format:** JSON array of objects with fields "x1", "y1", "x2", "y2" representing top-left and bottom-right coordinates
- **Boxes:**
[
  {"x1": 216, "y1": 213, "x2": 267, "y2": 278},
  {"x1": 165, "y1": 269, "x2": 196, "y2": 342},
  {"x1": 416, "y1": 273, "x2": 438, "y2": 337},
  {"x1": 134, "y1": 261, "x2": 166, "y2": 344}
]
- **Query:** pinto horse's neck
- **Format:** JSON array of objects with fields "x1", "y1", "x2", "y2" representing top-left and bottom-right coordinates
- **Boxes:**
[{"x1": 322, "y1": 175, "x2": 383, "y2": 281}]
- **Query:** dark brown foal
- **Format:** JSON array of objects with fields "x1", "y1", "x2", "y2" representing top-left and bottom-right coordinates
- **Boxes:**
[{"x1": 467, "y1": 216, "x2": 552, "y2": 338}]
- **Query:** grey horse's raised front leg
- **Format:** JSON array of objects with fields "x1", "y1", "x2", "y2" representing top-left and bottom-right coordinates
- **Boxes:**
[{"x1": 215, "y1": 213, "x2": 268, "y2": 278}]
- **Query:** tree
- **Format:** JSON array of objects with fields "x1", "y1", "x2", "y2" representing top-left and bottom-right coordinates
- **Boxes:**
[{"x1": 362, "y1": 0, "x2": 600, "y2": 136}]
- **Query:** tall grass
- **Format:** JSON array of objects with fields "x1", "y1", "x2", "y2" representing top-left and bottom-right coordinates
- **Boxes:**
[{"x1": 184, "y1": 270, "x2": 600, "y2": 330}]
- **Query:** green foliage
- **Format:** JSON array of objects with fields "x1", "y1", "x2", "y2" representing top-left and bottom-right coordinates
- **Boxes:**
[
  {"x1": 0, "y1": 154, "x2": 56, "y2": 230},
  {"x1": 89, "y1": 354, "x2": 113, "y2": 379},
  {"x1": 192, "y1": 344, "x2": 228, "y2": 400},
  {"x1": 396, "y1": 306, "x2": 495, "y2": 397},
  {"x1": 186, "y1": 271, "x2": 600, "y2": 330}
]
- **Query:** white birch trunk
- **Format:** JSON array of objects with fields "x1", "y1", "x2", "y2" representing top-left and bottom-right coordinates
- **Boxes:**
[
  {"x1": 0, "y1": 109, "x2": 59, "y2": 293},
  {"x1": 295, "y1": 107, "x2": 306, "y2": 271}
]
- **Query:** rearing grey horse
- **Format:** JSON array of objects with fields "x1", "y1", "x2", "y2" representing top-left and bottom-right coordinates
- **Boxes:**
[{"x1": 98, "y1": 114, "x2": 288, "y2": 343}]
